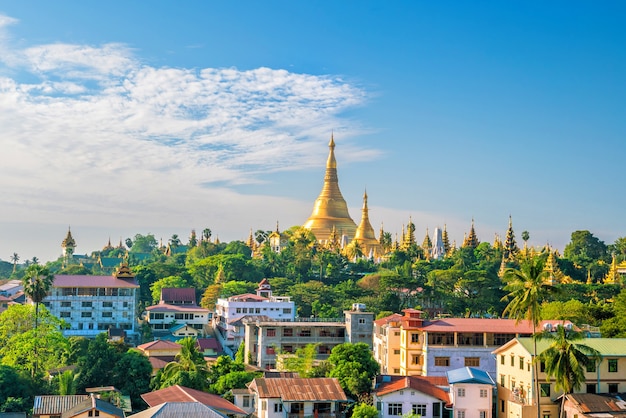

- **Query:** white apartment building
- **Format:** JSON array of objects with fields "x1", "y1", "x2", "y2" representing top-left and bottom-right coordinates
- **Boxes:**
[
  {"x1": 43, "y1": 265, "x2": 139, "y2": 339},
  {"x1": 214, "y1": 279, "x2": 295, "y2": 350},
  {"x1": 145, "y1": 288, "x2": 211, "y2": 335}
]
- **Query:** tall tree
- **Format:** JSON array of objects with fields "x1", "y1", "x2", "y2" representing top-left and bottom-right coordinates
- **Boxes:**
[
  {"x1": 327, "y1": 342, "x2": 379, "y2": 400},
  {"x1": 155, "y1": 337, "x2": 209, "y2": 390},
  {"x1": 536, "y1": 325, "x2": 601, "y2": 418},
  {"x1": 22, "y1": 264, "x2": 54, "y2": 330},
  {"x1": 501, "y1": 257, "x2": 553, "y2": 418},
  {"x1": 10, "y1": 253, "x2": 19, "y2": 273}
]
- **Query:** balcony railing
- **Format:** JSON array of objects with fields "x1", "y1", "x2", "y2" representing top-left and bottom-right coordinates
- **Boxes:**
[
  {"x1": 287, "y1": 413, "x2": 342, "y2": 418},
  {"x1": 510, "y1": 393, "x2": 528, "y2": 405}
]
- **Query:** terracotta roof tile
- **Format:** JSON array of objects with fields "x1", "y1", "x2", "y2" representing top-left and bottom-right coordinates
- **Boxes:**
[
  {"x1": 141, "y1": 385, "x2": 246, "y2": 415},
  {"x1": 137, "y1": 339, "x2": 182, "y2": 351}
]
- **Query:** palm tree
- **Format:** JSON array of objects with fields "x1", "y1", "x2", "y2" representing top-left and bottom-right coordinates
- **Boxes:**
[
  {"x1": 10, "y1": 252, "x2": 19, "y2": 273},
  {"x1": 202, "y1": 228, "x2": 212, "y2": 242},
  {"x1": 501, "y1": 256, "x2": 553, "y2": 418},
  {"x1": 22, "y1": 264, "x2": 54, "y2": 330},
  {"x1": 536, "y1": 325, "x2": 601, "y2": 418},
  {"x1": 158, "y1": 337, "x2": 209, "y2": 390}
]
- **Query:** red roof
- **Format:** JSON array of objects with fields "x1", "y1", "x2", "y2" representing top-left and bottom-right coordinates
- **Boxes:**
[
  {"x1": 160, "y1": 288, "x2": 196, "y2": 304},
  {"x1": 374, "y1": 313, "x2": 404, "y2": 327},
  {"x1": 53, "y1": 275, "x2": 138, "y2": 288},
  {"x1": 196, "y1": 338, "x2": 221, "y2": 351},
  {"x1": 419, "y1": 318, "x2": 572, "y2": 334},
  {"x1": 137, "y1": 340, "x2": 182, "y2": 351},
  {"x1": 141, "y1": 385, "x2": 246, "y2": 415},
  {"x1": 375, "y1": 376, "x2": 450, "y2": 405},
  {"x1": 145, "y1": 303, "x2": 209, "y2": 313},
  {"x1": 228, "y1": 293, "x2": 267, "y2": 302}
]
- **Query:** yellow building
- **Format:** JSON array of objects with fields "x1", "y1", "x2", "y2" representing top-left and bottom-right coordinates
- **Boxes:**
[{"x1": 493, "y1": 337, "x2": 626, "y2": 418}]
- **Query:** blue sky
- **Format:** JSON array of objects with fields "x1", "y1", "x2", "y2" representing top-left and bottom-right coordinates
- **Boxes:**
[{"x1": 0, "y1": 1, "x2": 624, "y2": 262}]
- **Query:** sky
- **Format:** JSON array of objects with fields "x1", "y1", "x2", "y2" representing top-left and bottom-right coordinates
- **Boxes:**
[{"x1": 0, "y1": 1, "x2": 625, "y2": 263}]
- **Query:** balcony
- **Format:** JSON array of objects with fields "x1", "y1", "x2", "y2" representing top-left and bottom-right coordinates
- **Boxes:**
[
  {"x1": 509, "y1": 392, "x2": 529, "y2": 405},
  {"x1": 287, "y1": 413, "x2": 342, "y2": 418}
]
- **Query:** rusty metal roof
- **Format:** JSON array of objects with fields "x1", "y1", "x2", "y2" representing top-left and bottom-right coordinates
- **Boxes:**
[
  {"x1": 141, "y1": 385, "x2": 246, "y2": 415},
  {"x1": 249, "y1": 378, "x2": 347, "y2": 402}
]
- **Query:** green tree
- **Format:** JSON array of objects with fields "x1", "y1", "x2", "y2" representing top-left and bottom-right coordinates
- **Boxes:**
[
  {"x1": 155, "y1": 337, "x2": 209, "y2": 390},
  {"x1": 75, "y1": 334, "x2": 124, "y2": 392},
  {"x1": 113, "y1": 349, "x2": 152, "y2": 410},
  {"x1": 281, "y1": 343, "x2": 319, "y2": 377},
  {"x1": 536, "y1": 325, "x2": 601, "y2": 418},
  {"x1": 327, "y1": 343, "x2": 379, "y2": 399},
  {"x1": 129, "y1": 233, "x2": 158, "y2": 253},
  {"x1": 352, "y1": 403, "x2": 379, "y2": 418},
  {"x1": 0, "y1": 365, "x2": 34, "y2": 413},
  {"x1": 57, "y1": 370, "x2": 77, "y2": 395},
  {"x1": 209, "y1": 370, "x2": 259, "y2": 395},
  {"x1": 10, "y1": 253, "x2": 19, "y2": 273},
  {"x1": 501, "y1": 257, "x2": 553, "y2": 418},
  {"x1": 22, "y1": 264, "x2": 54, "y2": 329}
]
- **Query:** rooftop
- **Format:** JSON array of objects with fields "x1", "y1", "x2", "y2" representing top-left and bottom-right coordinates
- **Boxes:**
[{"x1": 249, "y1": 378, "x2": 347, "y2": 402}]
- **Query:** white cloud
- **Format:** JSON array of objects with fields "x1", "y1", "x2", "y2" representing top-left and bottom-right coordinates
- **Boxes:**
[{"x1": 0, "y1": 14, "x2": 380, "y2": 260}]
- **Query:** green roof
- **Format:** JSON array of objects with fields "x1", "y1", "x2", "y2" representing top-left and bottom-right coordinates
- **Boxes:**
[{"x1": 517, "y1": 337, "x2": 626, "y2": 357}]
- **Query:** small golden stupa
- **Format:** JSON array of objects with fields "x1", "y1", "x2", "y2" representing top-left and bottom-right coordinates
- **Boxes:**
[{"x1": 303, "y1": 135, "x2": 357, "y2": 242}]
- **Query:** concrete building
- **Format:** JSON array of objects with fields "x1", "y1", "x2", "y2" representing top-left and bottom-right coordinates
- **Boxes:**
[
  {"x1": 145, "y1": 288, "x2": 211, "y2": 335},
  {"x1": 43, "y1": 265, "x2": 138, "y2": 339},
  {"x1": 372, "y1": 375, "x2": 450, "y2": 418},
  {"x1": 214, "y1": 279, "x2": 295, "y2": 350},
  {"x1": 243, "y1": 305, "x2": 374, "y2": 370},
  {"x1": 493, "y1": 337, "x2": 626, "y2": 418},
  {"x1": 374, "y1": 309, "x2": 573, "y2": 379},
  {"x1": 446, "y1": 367, "x2": 495, "y2": 418}
]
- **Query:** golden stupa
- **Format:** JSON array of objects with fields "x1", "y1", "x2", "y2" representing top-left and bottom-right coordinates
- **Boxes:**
[
  {"x1": 303, "y1": 135, "x2": 357, "y2": 242},
  {"x1": 353, "y1": 190, "x2": 382, "y2": 257}
]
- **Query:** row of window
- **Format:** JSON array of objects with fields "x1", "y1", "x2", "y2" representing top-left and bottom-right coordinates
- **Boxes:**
[
  {"x1": 58, "y1": 288, "x2": 134, "y2": 297},
  {"x1": 59, "y1": 301, "x2": 129, "y2": 308},
  {"x1": 149, "y1": 313, "x2": 204, "y2": 320},
  {"x1": 433, "y1": 357, "x2": 480, "y2": 367},
  {"x1": 500, "y1": 355, "x2": 619, "y2": 373},
  {"x1": 235, "y1": 307, "x2": 292, "y2": 314},
  {"x1": 60, "y1": 311, "x2": 126, "y2": 318}
]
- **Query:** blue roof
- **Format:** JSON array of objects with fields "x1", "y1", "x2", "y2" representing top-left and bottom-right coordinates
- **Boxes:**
[{"x1": 446, "y1": 367, "x2": 495, "y2": 385}]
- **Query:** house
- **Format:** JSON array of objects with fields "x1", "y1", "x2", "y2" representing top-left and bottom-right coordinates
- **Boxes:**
[
  {"x1": 145, "y1": 288, "x2": 211, "y2": 336},
  {"x1": 372, "y1": 375, "x2": 450, "y2": 418},
  {"x1": 43, "y1": 265, "x2": 139, "y2": 339},
  {"x1": 562, "y1": 393, "x2": 626, "y2": 417},
  {"x1": 242, "y1": 306, "x2": 373, "y2": 370},
  {"x1": 0, "y1": 280, "x2": 22, "y2": 297},
  {"x1": 141, "y1": 385, "x2": 246, "y2": 416},
  {"x1": 196, "y1": 337, "x2": 224, "y2": 358},
  {"x1": 245, "y1": 377, "x2": 348, "y2": 418},
  {"x1": 214, "y1": 279, "x2": 295, "y2": 350},
  {"x1": 127, "y1": 402, "x2": 227, "y2": 418},
  {"x1": 137, "y1": 340, "x2": 182, "y2": 375},
  {"x1": 374, "y1": 309, "x2": 573, "y2": 378},
  {"x1": 446, "y1": 367, "x2": 495, "y2": 418},
  {"x1": 493, "y1": 337, "x2": 626, "y2": 418},
  {"x1": 32, "y1": 395, "x2": 123, "y2": 418},
  {"x1": 0, "y1": 295, "x2": 13, "y2": 313},
  {"x1": 169, "y1": 323, "x2": 201, "y2": 339}
]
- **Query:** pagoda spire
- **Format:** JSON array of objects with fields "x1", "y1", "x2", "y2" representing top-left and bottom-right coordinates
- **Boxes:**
[
  {"x1": 422, "y1": 228, "x2": 432, "y2": 258},
  {"x1": 463, "y1": 219, "x2": 479, "y2": 249},
  {"x1": 442, "y1": 224, "x2": 450, "y2": 255},
  {"x1": 503, "y1": 215, "x2": 519, "y2": 260},
  {"x1": 303, "y1": 135, "x2": 357, "y2": 242},
  {"x1": 353, "y1": 189, "x2": 381, "y2": 257}
]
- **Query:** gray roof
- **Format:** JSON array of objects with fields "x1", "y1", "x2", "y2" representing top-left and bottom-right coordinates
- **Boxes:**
[
  {"x1": 127, "y1": 402, "x2": 228, "y2": 418},
  {"x1": 33, "y1": 395, "x2": 89, "y2": 415},
  {"x1": 446, "y1": 367, "x2": 495, "y2": 385},
  {"x1": 61, "y1": 397, "x2": 124, "y2": 418}
]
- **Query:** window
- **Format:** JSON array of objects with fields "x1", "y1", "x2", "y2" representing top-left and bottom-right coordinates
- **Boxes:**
[
  {"x1": 388, "y1": 403, "x2": 403, "y2": 416},
  {"x1": 102, "y1": 312, "x2": 113, "y2": 318},
  {"x1": 500, "y1": 375, "x2": 505, "y2": 387},
  {"x1": 435, "y1": 357, "x2": 450, "y2": 366},
  {"x1": 394, "y1": 349, "x2": 400, "y2": 355},
  {"x1": 393, "y1": 369, "x2": 400, "y2": 374},
  {"x1": 457, "y1": 388, "x2": 465, "y2": 397},
  {"x1": 81, "y1": 312, "x2": 92, "y2": 318},
  {"x1": 236, "y1": 308, "x2": 242, "y2": 314},
  {"x1": 61, "y1": 301, "x2": 71, "y2": 308},
  {"x1": 519, "y1": 357, "x2": 525, "y2": 370},
  {"x1": 608, "y1": 359, "x2": 618, "y2": 373},
  {"x1": 82, "y1": 301, "x2": 92, "y2": 308},
  {"x1": 465, "y1": 357, "x2": 480, "y2": 367},
  {"x1": 242, "y1": 396, "x2": 250, "y2": 408},
  {"x1": 586, "y1": 383, "x2": 596, "y2": 394},
  {"x1": 412, "y1": 404, "x2": 426, "y2": 416},
  {"x1": 609, "y1": 383, "x2": 619, "y2": 393},
  {"x1": 283, "y1": 308, "x2": 292, "y2": 314},
  {"x1": 102, "y1": 301, "x2": 113, "y2": 308},
  {"x1": 412, "y1": 355, "x2": 421, "y2": 365},
  {"x1": 540, "y1": 361, "x2": 546, "y2": 372},
  {"x1": 511, "y1": 356, "x2": 515, "y2": 366},
  {"x1": 299, "y1": 329, "x2": 311, "y2": 337},
  {"x1": 60, "y1": 312, "x2": 71, "y2": 318},
  {"x1": 480, "y1": 389, "x2": 488, "y2": 398},
  {"x1": 586, "y1": 362, "x2": 596, "y2": 372},
  {"x1": 267, "y1": 328, "x2": 276, "y2": 337},
  {"x1": 540, "y1": 383, "x2": 551, "y2": 397},
  {"x1": 411, "y1": 333, "x2": 420, "y2": 343},
  {"x1": 151, "y1": 313, "x2": 165, "y2": 320},
  {"x1": 501, "y1": 400, "x2": 505, "y2": 413},
  {"x1": 500, "y1": 355, "x2": 505, "y2": 365},
  {"x1": 457, "y1": 411, "x2": 465, "y2": 418},
  {"x1": 283, "y1": 328, "x2": 293, "y2": 337},
  {"x1": 433, "y1": 403, "x2": 441, "y2": 417},
  {"x1": 255, "y1": 308, "x2": 261, "y2": 314},
  {"x1": 479, "y1": 411, "x2": 487, "y2": 418},
  {"x1": 274, "y1": 404, "x2": 283, "y2": 413}
]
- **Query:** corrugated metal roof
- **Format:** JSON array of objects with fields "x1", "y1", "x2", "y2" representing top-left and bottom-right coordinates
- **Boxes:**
[
  {"x1": 249, "y1": 378, "x2": 347, "y2": 402},
  {"x1": 33, "y1": 395, "x2": 89, "y2": 415},
  {"x1": 374, "y1": 376, "x2": 450, "y2": 404},
  {"x1": 146, "y1": 303, "x2": 209, "y2": 313},
  {"x1": 127, "y1": 402, "x2": 228, "y2": 418},
  {"x1": 446, "y1": 367, "x2": 495, "y2": 385},
  {"x1": 141, "y1": 385, "x2": 246, "y2": 415},
  {"x1": 61, "y1": 396, "x2": 124, "y2": 418},
  {"x1": 160, "y1": 288, "x2": 197, "y2": 304},
  {"x1": 566, "y1": 393, "x2": 626, "y2": 413}
]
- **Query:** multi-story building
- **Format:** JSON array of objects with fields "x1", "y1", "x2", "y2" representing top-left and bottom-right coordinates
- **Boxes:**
[
  {"x1": 44, "y1": 264, "x2": 138, "y2": 339},
  {"x1": 375, "y1": 309, "x2": 572, "y2": 379},
  {"x1": 145, "y1": 288, "x2": 211, "y2": 335},
  {"x1": 493, "y1": 337, "x2": 626, "y2": 418},
  {"x1": 446, "y1": 367, "x2": 495, "y2": 418},
  {"x1": 243, "y1": 305, "x2": 374, "y2": 370},
  {"x1": 372, "y1": 375, "x2": 450, "y2": 418},
  {"x1": 214, "y1": 279, "x2": 295, "y2": 350},
  {"x1": 374, "y1": 313, "x2": 404, "y2": 374}
]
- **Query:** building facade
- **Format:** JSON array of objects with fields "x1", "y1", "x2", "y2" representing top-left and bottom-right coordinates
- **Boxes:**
[
  {"x1": 145, "y1": 288, "x2": 211, "y2": 335},
  {"x1": 43, "y1": 265, "x2": 138, "y2": 339}
]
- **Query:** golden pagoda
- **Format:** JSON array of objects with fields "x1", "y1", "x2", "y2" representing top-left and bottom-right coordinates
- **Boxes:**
[
  {"x1": 303, "y1": 135, "x2": 357, "y2": 242},
  {"x1": 462, "y1": 219, "x2": 479, "y2": 249},
  {"x1": 352, "y1": 190, "x2": 381, "y2": 258}
]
